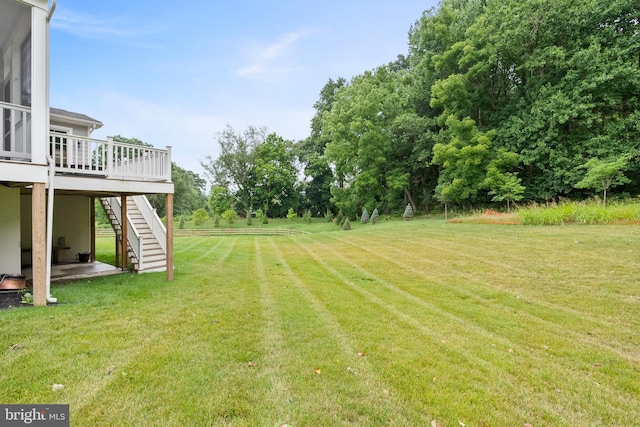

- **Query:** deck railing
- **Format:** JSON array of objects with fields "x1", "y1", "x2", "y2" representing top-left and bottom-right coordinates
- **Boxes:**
[
  {"x1": 50, "y1": 133, "x2": 171, "y2": 182},
  {"x1": 0, "y1": 101, "x2": 32, "y2": 161},
  {"x1": 0, "y1": 101, "x2": 171, "y2": 182}
]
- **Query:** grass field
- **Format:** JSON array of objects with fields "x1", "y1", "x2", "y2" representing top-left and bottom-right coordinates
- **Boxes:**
[{"x1": 1, "y1": 218, "x2": 639, "y2": 426}]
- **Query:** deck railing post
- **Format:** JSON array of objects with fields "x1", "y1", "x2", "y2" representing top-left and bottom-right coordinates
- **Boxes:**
[
  {"x1": 165, "y1": 146, "x2": 172, "y2": 181},
  {"x1": 106, "y1": 137, "x2": 114, "y2": 177}
]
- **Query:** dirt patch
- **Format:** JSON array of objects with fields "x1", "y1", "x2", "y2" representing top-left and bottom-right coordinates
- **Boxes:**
[{"x1": 0, "y1": 291, "x2": 30, "y2": 310}]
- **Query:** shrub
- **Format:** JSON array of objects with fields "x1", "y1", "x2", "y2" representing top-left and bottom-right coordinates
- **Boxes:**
[
  {"x1": 221, "y1": 209, "x2": 238, "y2": 224},
  {"x1": 193, "y1": 208, "x2": 209, "y2": 226},
  {"x1": 361, "y1": 207, "x2": 370, "y2": 224},
  {"x1": 403, "y1": 204, "x2": 414, "y2": 220},
  {"x1": 179, "y1": 215, "x2": 185, "y2": 229},
  {"x1": 303, "y1": 210, "x2": 312, "y2": 224},
  {"x1": 286, "y1": 208, "x2": 297, "y2": 221},
  {"x1": 370, "y1": 208, "x2": 379, "y2": 224},
  {"x1": 213, "y1": 214, "x2": 220, "y2": 228},
  {"x1": 335, "y1": 212, "x2": 344, "y2": 226},
  {"x1": 342, "y1": 217, "x2": 351, "y2": 230},
  {"x1": 325, "y1": 209, "x2": 334, "y2": 222},
  {"x1": 246, "y1": 214, "x2": 253, "y2": 226}
]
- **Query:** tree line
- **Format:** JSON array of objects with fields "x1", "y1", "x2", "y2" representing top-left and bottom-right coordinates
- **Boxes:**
[{"x1": 132, "y1": 0, "x2": 640, "y2": 221}]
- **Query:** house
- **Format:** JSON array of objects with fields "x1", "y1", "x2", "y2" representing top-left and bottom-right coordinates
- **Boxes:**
[{"x1": 1, "y1": 0, "x2": 175, "y2": 306}]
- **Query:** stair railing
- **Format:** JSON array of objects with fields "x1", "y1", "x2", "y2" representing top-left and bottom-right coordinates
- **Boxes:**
[
  {"x1": 102, "y1": 197, "x2": 144, "y2": 270},
  {"x1": 132, "y1": 195, "x2": 167, "y2": 253}
]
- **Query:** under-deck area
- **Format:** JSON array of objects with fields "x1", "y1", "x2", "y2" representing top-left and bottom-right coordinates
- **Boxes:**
[{"x1": 23, "y1": 260, "x2": 125, "y2": 284}]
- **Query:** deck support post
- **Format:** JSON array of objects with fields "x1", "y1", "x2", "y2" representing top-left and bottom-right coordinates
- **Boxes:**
[
  {"x1": 121, "y1": 195, "x2": 127, "y2": 271},
  {"x1": 32, "y1": 183, "x2": 47, "y2": 306},
  {"x1": 90, "y1": 197, "x2": 96, "y2": 262},
  {"x1": 166, "y1": 193, "x2": 174, "y2": 281}
]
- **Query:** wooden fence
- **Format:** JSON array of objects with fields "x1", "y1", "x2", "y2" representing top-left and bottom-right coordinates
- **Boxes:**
[
  {"x1": 96, "y1": 228, "x2": 309, "y2": 237},
  {"x1": 173, "y1": 228, "x2": 310, "y2": 237}
]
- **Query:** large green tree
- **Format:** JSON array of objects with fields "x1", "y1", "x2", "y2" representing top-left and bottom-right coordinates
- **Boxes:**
[
  {"x1": 201, "y1": 125, "x2": 263, "y2": 218},
  {"x1": 323, "y1": 63, "x2": 436, "y2": 216},
  {"x1": 202, "y1": 126, "x2": 298, "y2": 218},
  {"x1": 294, "y1": 78, "x2": 346, "y2": 216},
  {"x1": 253, "y1": 133, "x2": 297, "y2": 218}
]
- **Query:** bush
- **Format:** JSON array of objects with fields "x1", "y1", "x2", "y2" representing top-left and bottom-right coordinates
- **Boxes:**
[
  {"x1": 342, "y1": 217, "x2": 351, "y2": 231},
  {"x1": 221, "y1": 209, "x2": 238, "y2": 224},
  {"x1": 213, "y1": 214, "x2": 220, "y2": 228},
  {"x1": 303, "y1": 210, "x2": 312, "y2": 224},
  {"x1": 371, "y1": 208, "x2": 379, "y2": 224},
  {"x1": 286, "y1": 208, "x2": 297, "y2": 221},
  {"x1": 403, "y1": 204, "x2": 414, "y2": 220},
  {"x1": 335, "y1": 212, "x2": 344, "y2": 226},
  {"x1": 361, "y1": 207, "x2": 369, "y2": 224},
  {"x1": 193, "y1": 208, "x2": 209, "y2": 226},
  {"x1": 325, "y1": 210, "x2": 334, "y2": 222},
  {"x1": 179, "y1": 215, "x2": 185, "y2": 229},
  {"x1": 246, "y1": 214, "x2": 253, "y2": 226}
]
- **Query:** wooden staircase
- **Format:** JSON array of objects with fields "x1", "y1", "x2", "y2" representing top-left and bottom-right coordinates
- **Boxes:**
[{"x1": 100, "y1": 196, "x2": 167, "y2": 273}]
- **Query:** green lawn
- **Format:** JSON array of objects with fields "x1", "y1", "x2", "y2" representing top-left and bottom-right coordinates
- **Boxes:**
[{"x1": 1, "y1": 218, "x2": 639, "y2": 426}]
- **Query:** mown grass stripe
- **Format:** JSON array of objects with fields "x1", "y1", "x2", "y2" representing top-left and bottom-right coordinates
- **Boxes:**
[
  {"x1": 265, "y1": 237, "x2": 427, "y2": 425},
  {"x1": 332, "y1": 236, "x2": 635, "y2": 348},
  {"x1": 299, "y1": 233, "x2": 638, "y2": 423}
]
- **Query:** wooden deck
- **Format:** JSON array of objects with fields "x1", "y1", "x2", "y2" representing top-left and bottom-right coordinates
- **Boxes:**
[{"x1": 22, "y1": 261, "x2": 125, "y2": 283}]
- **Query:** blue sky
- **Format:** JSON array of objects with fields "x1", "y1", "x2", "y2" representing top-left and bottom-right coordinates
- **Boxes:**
[{"x1": 49, "y1": 1, "x2": 439, "y2": 175}]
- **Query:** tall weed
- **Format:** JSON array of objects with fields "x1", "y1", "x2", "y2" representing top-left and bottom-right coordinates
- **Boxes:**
[{"x1": 518, "y1": 199, "x2": 640, "y2": 225}]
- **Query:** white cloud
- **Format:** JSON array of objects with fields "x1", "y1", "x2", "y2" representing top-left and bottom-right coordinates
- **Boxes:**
[
  {"x1": 51, "y1": 8, "x2": 164, "y2": 44},
  {"x1": 236, "y1": 30, "x2": 313, "y2": 81}
]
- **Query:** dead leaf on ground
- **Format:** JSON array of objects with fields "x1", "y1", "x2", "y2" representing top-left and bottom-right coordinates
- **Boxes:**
[
  {"x1": 508, "y1": 348, "x2": 514, "y2": 353},
  {"x1": 431, "y1": 420, "x2": 441, "y2": 427},
  {"x1": 106, "y1": 365, "x2": 115, "y2": 374},
  {"x1": 347, "y1": 367, "x2": 357, "y2": 374},
  {"x1": 357, "y1": 352, "x2": 366, "y2": 357},
  {"x1": 314, "y1": 368, "x2": 321, "y2": 375},
  {"x1": 8, "y1": 344, "x2": 22, "y2": 351},
  {"x1": 248, "y1": 361, "x2": 256, "y2": 367},
  {"x1": 524, "y1": 423, "x2": 533, "y2": 427},
  {"x1": 458, "y1": 421, "x2": 466, "y2": 427}
]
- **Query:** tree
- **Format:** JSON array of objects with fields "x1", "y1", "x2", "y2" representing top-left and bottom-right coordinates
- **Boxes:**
[
  {"x1": 483, "y1": 150, "x2": 525, "y2": 212},
  {"x1": 575, "y1": 155, "x2": 631, "y2": 206},
  {"x1": 201, "y1": 125, "x2": 264, "y2": 218},
  {"x1": 403, "y1": 203, "x2": 414, "y2": 220},
  {"x1": 295, "y1": 78, "x2": 346, "y2": 216},
  {"x1": 151, "y1": 163, "x2": 207, "y2": 217},
  {"x1": 432, "y1": 116, "x2": 496, "y2": 207},
  {"x1": 208, "y1": 186, "x2": 235, "y2": 217},
  {"x1": 361, "y1": 207, "x2": 370, "y2": 224},
  {"x1": 370, "y1": 208, "x2": 380, "y2": 224},
  {"x1": 487, "y1": 172, "x2": 525, "y2": 213},
  {"x1": 324, "y1": 65, "x2": 421, "y2": 216},
  {"x1": 253, "y1": 133, "x2": 297, "y2": 218}
]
